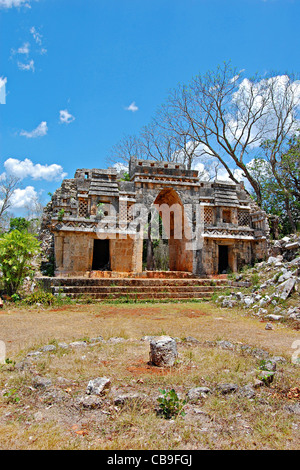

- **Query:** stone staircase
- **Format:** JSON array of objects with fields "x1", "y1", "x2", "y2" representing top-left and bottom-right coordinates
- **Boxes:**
[{"x1": 38, "y1": 272, "x2": 242, "y2": 302}]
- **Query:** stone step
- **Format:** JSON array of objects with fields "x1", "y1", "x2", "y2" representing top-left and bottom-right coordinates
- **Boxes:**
[
  {"x1": 62, "y1": 291, "x2": 214, "y2": 300},
  {"x1": 52, "y1": 285, "x2": 222, "y2": 294},
  {"x1": 37, "y1": 273, "x2": 244, "y2": 302},
  {"x1": 42, "y1": 277, "x2": 231, "y2": 287}
]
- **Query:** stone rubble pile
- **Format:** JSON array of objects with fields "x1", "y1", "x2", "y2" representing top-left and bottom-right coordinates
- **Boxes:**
[{"x1": 216, "y1": 234, "x2": 300, "y2": 325}]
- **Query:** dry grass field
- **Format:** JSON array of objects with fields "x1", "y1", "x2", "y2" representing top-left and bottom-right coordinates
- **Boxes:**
[{"x1": 0, "y1": 301, "x2": 299, "y2": 450}]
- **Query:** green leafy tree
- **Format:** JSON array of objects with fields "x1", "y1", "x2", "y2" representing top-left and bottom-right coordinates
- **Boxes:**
[
  {"x1": 248, "y1": 162, "x2": 299, "y2": 234},
  {"x1": 0, "y1": 230, "x2": 41, "y2": 296},
  {"x1": 248, "y1": 134, "x2": 300, "y2": 234},
  {"x1": 9, "y1": 217, "x2": 30, "y2": 232}
]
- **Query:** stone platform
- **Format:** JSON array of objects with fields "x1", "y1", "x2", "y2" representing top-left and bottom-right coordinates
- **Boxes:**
[{"x1": 37, "y1": 272, "x2": 244, "y2": 302}]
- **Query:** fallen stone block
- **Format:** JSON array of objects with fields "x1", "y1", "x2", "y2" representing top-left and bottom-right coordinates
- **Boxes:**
[
  {"x1": 86, "y1": 377, "x2": 111, "y2": 396},
  {"x1": 276, "y1": 277, "x2": 296, "y2": 300}
]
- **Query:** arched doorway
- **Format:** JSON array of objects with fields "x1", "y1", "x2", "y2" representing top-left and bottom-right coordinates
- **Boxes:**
[{"x1": 143, "y1": 188, "x2": 193, "y2": 272}]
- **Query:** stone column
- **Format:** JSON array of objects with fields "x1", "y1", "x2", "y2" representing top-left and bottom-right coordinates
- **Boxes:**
[{"x1": 149, "y1": 336, "x2": 178, "y2": 367}]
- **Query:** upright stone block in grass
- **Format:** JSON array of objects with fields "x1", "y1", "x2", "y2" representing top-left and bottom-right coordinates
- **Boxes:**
[
  {"x1": 149, "y1": 336, "x2": 178, "y2": 367},
  {"x1": 0, "y1": 340, "x2": 6, "y2": 365}
]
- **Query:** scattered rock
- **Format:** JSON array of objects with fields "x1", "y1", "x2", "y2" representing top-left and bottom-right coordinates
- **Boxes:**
[
  {"x1": 182, "y1": 336, "x2": 200, "y2": 345},
  {"x1": 276, "y1": 278, "x2": 296, "y2": 300},
  {"x1": 41, "y1": 345, "x2": 57, "y2": 352},
  {"x1": 238, "y1": 385, "x2": 256, "y2": 399},
  {"x1": 244, "y1": 296, "x2": 254, "y2": 308},
  {"x1": 90, "y1": 336, "x2": 104, "y2": 343},
  {"x1": 285, "y1": 241, "x2": 299, "y2": 251},
  {"x1": 277, "y1": 271, "x2": 293, "y2": 284},
  {"x1": 253, "y1": 378, "x2": 264, "y2": 388},
  {"x1": 77, "y1": 395, "x2": 103, "y2": 409},
  {"x1": 216, "y1": 340, "x2": 236, "y2": 351},
  {"x1": 265, "y1": 323, "x2": 274, "y2": 330},
  {"x1": 257, "y1": 308, "x2": 268, "y2": 316},
  {"x1": 271, "y1": 356, "x2": 286, "y2": 364},
  {"x1": 107, "y1": 337, "x2": 126, "y2": 344},
  {"x1": 216, "y1": 383, "x2": 238, "y2": 394},
  {"x1": 114, "y1": 392, "x2": 146, "y2": 407},
  {"x1": 27, "y1": 351, "x2": 42, "y2": 357},
  {"x1": 86, "y1": 377, "x2": 111, "y2": 396},
  {"x1": 69, "y1": 341, "x2": 87, "y2": 348},
  {"x1": 266, "y1": 314, "x2": 284, "y2": 321},
  {"x1": 32, "y1": 376, "x2": 52, "y2": 389},
  {"x1": 263, "y1": 359, "x2": 277, "y2": 371},
  {"x1": 259, "y1": 296, "x2": 271, "y2": 307},
  {"x1": 284, "y1": 403, "x2": 300, "y2": 415},
  {"x1": 222, "y1": 297, "x2": 236, "y2": 308},
  {"x1": 187, "y1": 387, "x2": 211, "y2": 403}
]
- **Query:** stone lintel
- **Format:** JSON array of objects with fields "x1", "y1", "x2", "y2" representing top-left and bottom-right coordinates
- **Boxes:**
[{"x1": 202, "y1": 234, "x2": 255, "y2": 241}]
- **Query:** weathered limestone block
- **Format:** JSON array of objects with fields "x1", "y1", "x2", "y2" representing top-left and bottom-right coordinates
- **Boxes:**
[
  {"x1": 149, "y1": 336, "x2": 178, "y2": 367},
  {"x1": 0, "y1": 340, "x2": 6, "y2": 365},
  {"x1": 277, "y1": 277, "x2": 296, "y2": 300},
  {"x1": 86, "y1": 377, "x2": 111, "y2": 396}
]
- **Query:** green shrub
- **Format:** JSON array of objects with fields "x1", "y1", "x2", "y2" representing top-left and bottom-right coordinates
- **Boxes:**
[
  {"x1": 57, "y1": 209, "x2": 65, "y2": 222},
  {"x1": 23, "y1": 290, "x2": 56, "y2": 306},
  {"x1": 0, "y1": 230, "x2": 41, "y2": 296},
  {"x1": 251, "y1": 273, "x2": 260, "y2": 286},
  {"x1": 157, "y1": 388, "x2": 186, "y2": 419},
  {"x1": 3, "y1": 388, "x2": 20, "y2": 404}
]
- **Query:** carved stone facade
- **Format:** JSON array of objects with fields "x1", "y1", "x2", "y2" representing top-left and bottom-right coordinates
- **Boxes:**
[{"x1": 40, "y1": 157, "x2": 269, "y2": 277}]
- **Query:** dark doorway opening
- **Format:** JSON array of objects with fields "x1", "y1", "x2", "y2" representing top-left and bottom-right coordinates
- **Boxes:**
[
  {"x1": 218, "y1": 245, "x2": 229, "y2": 274},
  {"x1": 92, "y1": 239, "x2": 110, "y2": 270}
]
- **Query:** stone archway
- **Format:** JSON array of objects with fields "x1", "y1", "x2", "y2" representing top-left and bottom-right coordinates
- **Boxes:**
[{"x1": 146, "y1": 188, "x2": 193, "y2": 272}]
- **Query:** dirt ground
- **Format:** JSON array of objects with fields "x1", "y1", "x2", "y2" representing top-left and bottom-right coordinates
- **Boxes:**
[
  {"x1": 0, "y1": 301, "x2": 299, "y2": 450},
  {"x1": 1, "y1": 302, "x2": 299, "y2": 358}
]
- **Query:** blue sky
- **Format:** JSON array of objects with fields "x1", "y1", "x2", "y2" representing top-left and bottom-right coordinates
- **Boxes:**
[{"x1": 0, "y1": 0, "x2": 300, "y2": 215}]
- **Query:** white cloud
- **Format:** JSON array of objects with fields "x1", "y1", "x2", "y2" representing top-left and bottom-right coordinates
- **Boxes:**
[
  {"x1": 17, "y1": 42, "x2": 30, "y2": 54},
  {"x1": 113, "y1": 162, "x2": 129, "y2": 173},
  {"x1": 10, "y1": 186, "x2": 38, "y2": 210},
  {"x1": 30, "y1": 26, "x2": 43, "y2": 45},
  {"x1": 215, "y1": 167, "x2": 245, "y2": 183},
  {"x1": 228, "y1": 74, "x2": 300, "y2": 148},
  {"x1": 17, "y1": 59, "x2": 35, "y2": 72},
  {"x1": 125, "y1": 102, "x2": 138, "y2": 112},
  {"x1": 0, "y1": 77, "x2": 7, "y2": 88},
  {"x1": 0, "y1": 0, "x2": 32, "y2": 8},
  {"x1": 59, "y1": 109, "x2": 75, "y2": 124},
  {"x1": 0, "y1": 77, "x2": 7, "y2": 104},
  {"x1": 20, "y1": 121, "x2": 48, "y2": 138},
  {"x1": 4, "y1": 158, "x2": 68, "y2": 181}
]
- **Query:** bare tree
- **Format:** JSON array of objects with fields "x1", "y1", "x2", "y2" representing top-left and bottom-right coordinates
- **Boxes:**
[
  {"x1": 106, "y1": 118, "x2": 207, "y2": 172},
  {"x1": 106, "y1": 134, "x2": 144, "y2": 168},
  {"x1": 24, "y1": 193, "x2": 45, "y2": 234},
  {"x1": 0, "y1": 175, "x2": 20, "y2": 230},
  {"x1": 158, "y1": 62, "x2": 300, "y2": 205},
  {"x1": 139, "y1": 120, "x2": 177, "y2": 162}
]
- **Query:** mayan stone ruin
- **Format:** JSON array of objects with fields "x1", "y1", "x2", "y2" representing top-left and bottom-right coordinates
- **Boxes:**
[{"x1": 40, "y1": 157, "x2": 269, "y2": 278}]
